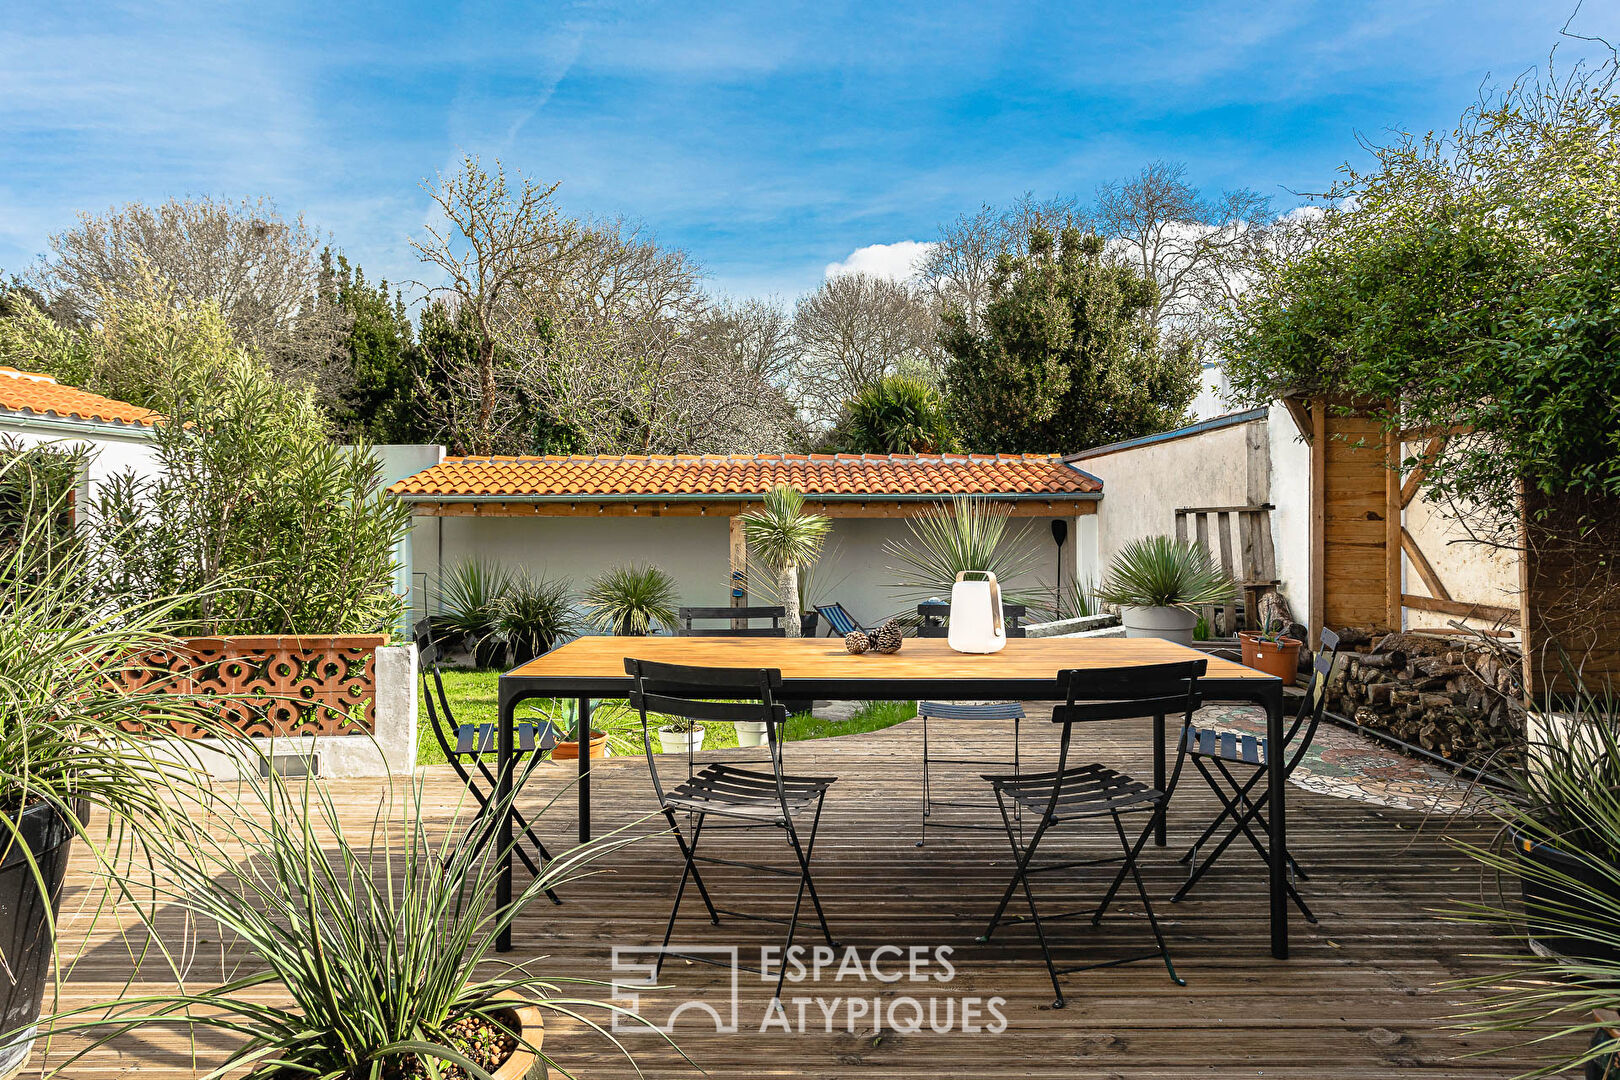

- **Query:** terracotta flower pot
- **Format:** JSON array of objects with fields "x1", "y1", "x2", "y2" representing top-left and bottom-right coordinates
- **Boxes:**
[
  {"x1": 550, "y1": 730, "x2": 607, "y2": 760},
  {"x1": 1240, "y1": 632, "x2": 1303, "y2": 682},
  {"x1": 491, "y1": 998, "x2": 548, "y2": 1080}
]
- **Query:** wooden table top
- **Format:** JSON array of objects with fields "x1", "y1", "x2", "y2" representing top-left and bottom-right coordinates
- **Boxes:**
[{"x1": 506, "y1": 634, "x2": 1275, "y2": 685}]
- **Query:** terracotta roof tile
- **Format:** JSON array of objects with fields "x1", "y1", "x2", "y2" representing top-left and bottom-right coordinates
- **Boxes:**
[
  {"x1": 388, "y1": 453, "x2": 1102, "y2": 500},
  {"x1": 0, "y1": 368, "x2": 158, "y2": 428}
]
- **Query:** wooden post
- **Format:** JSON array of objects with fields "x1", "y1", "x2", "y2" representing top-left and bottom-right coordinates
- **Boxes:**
[
  {"x1": 1308, "y1": 402, "x2": 1326, "y2": 650},
  {"x1": 1385, "y1": 426, "x2": 1403, "y2": 632},
  {"x1": 729, "y1": 515, "x2": 747, "y2": 631}
]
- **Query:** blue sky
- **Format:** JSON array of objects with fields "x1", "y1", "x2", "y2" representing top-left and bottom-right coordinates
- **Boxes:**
[{"x1": 0, "y1": 1, "x2": 1608, "y2": 303}]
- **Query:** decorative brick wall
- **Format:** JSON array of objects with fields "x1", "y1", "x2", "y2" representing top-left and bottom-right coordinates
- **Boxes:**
[{"x1": 126, "y1": 635, "x2": 389, "y2": 738}]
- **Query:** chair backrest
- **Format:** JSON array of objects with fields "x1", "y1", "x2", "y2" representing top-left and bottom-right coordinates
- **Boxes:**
[
  {"x1": 815, "y1": 603, "x2": 863, "y2": 637},
  {"x1": 1281, "y1": 627, "x2": 1342, "y2": 776},
  {"x1": 915, "y1": 600, "x2": 1028, "y2": 638},
  {"x1": 625, "y1": 658, "x2": 792, "y2": 811},
  {"x1": 1040, "y1": 660, "x2": 1207, "y2": 816},
  {"x1": 677, "y1": 605, "x2": 787, "y2": 637}
]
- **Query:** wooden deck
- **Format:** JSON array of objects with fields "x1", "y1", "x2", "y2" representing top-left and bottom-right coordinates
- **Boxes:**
[{"x1": 39, "y1": 712, "x2": 1567, "y2": 1079}]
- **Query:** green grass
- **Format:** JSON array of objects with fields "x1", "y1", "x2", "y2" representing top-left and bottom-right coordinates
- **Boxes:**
[{"x1": 417, "y1": 668, "x2": 915, "y2": 765}]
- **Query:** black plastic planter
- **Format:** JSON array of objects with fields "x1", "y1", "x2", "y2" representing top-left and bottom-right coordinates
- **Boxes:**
[
  {"x1": 0, "y1": 801, "x2": 81, "y2": 1077},
  {"x1": 1513, "y1": 830, "x2": 1620, "y2": 965}
]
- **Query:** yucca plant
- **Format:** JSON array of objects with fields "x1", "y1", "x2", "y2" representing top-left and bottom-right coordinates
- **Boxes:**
[
  {"x1": 884, "y1": 495, "x2": 1043, "y2": 609},
  {"x1": 1446, "y1": 688, "x2": 1620, "y2": 1078},
  {"x1": 740, "y1": 486, "x2": 832, "y2": 638},
  {"x1": 432, "y1": 559, "x2": 513, "y2": 658},
  {"x1": 492, "y1": 572, "x2": 579, "y2": 666},
  {"x1": 0, "y1": 449, "x2": 225, "y2": 1075},
  {"x1": 1095, "y1": 535, "x2": 1235, "y2": 610},
  {"x1": 582, "y1": 564, "x2": 679, "y2": 636},
  {"x1": 35, "y1": 767, "x2": 673, "y2": 1079}
]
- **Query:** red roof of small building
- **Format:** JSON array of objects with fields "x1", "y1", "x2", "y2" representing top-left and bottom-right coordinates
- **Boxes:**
[
  {"x1": 0, "y1": 368, "x2": 157, "y2": 428},
  {"x1": 389, "y1": 453, "x2": 1103, "y2": 500}
]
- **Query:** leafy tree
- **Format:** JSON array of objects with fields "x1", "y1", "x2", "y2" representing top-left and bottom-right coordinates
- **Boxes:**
[
  {"x1": 321, "y1": 250, "x2": 421, "y2": 443},
  {"x1": 791, "y1": 273, "x2": 942, "y2": 430},
  {"x1": 830, "y1": 374, "x2": 958, "y2": 454},
  {"x1": 91, "y1": 356, "x2": 411, "y2": 635},
  {"x1": 1219, "y1": 53, "x2": 1620, "y2": 546},
  {"x1": 941, "y1": 226, "x2": 1198, "y2": 453}
]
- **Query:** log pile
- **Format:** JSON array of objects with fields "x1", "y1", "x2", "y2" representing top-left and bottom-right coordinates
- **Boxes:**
[{"x1": 1324, "y1": 629, "x2": 1525, "y2": 770}]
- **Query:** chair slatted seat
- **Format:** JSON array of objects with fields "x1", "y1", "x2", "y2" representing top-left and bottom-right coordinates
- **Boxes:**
[
  {"x1": 456, "y1": 721, "x2": 558, "y2": 758},
  {"x1": 977, "y1": 660, "x2": 1206, "y2": 1006},
  {"x1": 1171, "y1": 627, "x2": 1344, "y2": 923},
  {"x1": 920, "y1": 700, "x2": 1025, "y2": 721},
  {"x1": 626, "y1": 657, "x2": 838, "y2": 1001},
  {"x1": 1183, "y1": 727, "x2": 1266, "y2": 765},
  {"x1": 916, "y1": 699, "x2": 1027, "y2": 846},
  {"x1": 677, "y1": 606, "x2": 786, "y2": 637}
]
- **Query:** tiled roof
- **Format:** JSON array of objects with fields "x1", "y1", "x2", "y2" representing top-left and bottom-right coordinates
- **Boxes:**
[
  {"x1": 0, "y1": 368, "x2": 158, "y2": 428},
  {"x1": 389, "y1": 454, "x2": 1103, "y2": 500}
]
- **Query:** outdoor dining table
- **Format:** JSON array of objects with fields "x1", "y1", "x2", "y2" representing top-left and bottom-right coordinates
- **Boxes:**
[{"x1": 493, "y1": 635, "x2": 1288, "y2": 957}]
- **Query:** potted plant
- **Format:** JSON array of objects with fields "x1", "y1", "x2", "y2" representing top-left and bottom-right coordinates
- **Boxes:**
[
  {"x1": 885, "y1": 495, "x2": 1044, "y2": 612},
  {"x1": 35, "y1": 770, "x2": 669, "y2": 1079},
  {"x1": 0, "y1": 454, "x2": 218, "y2": 1078},
  {"x1": 542, "y1": 699, "x2": 608, "y2": 760},
  {"x1": 1448, "y1": 689, "x2": 1620, "y2": 1078},
  {"x1": 657, "y1": 714, "x2": 706, "y2": 755},
  {"x1": 1095, "y1": 536, "x2": 1236, "y2": 645},
  {"x1": 435, "y1": 558, "x2": 514, "y2": 668},
  {"x1": 492, "y1": 571, "x2": 578, "y2": 668},
  {"x1": 582, "y1": 563, "x2": 679, "y2": 636},
  {"x1": 740, "y1": 485, "x2": 832, "y2": 639},
  {"x1": 1240, "y1": 616, "x2": 1304, "y2": 681}
]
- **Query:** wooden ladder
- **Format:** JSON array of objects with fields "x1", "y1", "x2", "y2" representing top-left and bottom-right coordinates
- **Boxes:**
[{"x1": 1174, "y1": 503, "x2": 1280, "y2": 635}]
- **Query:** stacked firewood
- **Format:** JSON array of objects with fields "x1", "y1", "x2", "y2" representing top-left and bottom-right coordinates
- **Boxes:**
[{"x1": 1324, "y1": 629, "x2": 1525, "y2": 770}]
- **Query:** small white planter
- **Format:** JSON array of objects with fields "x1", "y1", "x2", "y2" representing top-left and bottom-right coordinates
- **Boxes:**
[
  {"x1": 733, "y1": 720, "x2": 770, "y2": 748},
  {"x1": 658, "y1": 727, "x2": 706, "y2": 754},
  {"x1": 1120, "y1": 605, "x2": 1199, "y2": 645}
]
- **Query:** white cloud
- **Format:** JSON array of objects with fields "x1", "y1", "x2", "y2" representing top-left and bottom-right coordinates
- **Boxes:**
[{"x1": 823, "y1": 240, "x2": 933, "y2": 282}]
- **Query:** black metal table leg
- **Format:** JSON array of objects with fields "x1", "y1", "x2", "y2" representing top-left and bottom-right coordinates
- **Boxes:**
[
  {"x1": 495, "y1": 688, "x2": 519, "y2": 954},
  {"x1": 578, "y1": 697, "x2": 592, "y2": 844},
  {"x1": 1263, "y1": 680, "x2": 1287, "y2": 959},
  {"x1": 1153, "y1": 711, "x2": 1167, "y2": 846}
]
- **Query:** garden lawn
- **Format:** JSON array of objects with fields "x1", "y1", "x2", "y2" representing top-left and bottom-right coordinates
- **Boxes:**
[{"x1": 418, "y1": 668, "x2": 914, "y2": 765}]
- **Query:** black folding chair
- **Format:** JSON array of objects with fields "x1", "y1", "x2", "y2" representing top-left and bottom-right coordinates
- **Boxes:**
[
  {"x1": 413, "y1": 619, "x2": 562, "y2": 904},
  {"x1": 916, "y1": 600, "x2": 1028, "y2": 638},
  {"x1": 1172, "y1": 628, "x2": 1343, "y2": 921},
  {"x1": 625, "y1": 658, "x2": 837, "y2": 1000},
  {"x1": 916, "y1": 700, "x2": 1025, "y2": 847},
  {"x1": 978, "y1": 660, "x2": 1206, "y2": 1006},
  {"x1": 677, "y1": 606, "x2": 787, "y2": 636}
]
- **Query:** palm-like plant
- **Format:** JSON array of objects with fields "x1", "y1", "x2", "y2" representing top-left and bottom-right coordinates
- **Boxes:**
[
  {"x1": 582, "y1": 563, "x2": 679, "y2": 636},
  {"x1": 740, "y1": 485, "x2": 831, "y2": 638},
  {"x1": 432, "y1": 558, "x2": 513, "y2": 650},
  {"x1": 884, "y1": 495, "x2": 1044, "y2": 609},
  {"x1": 1095, "y1": 535, "x2": 1235, "y2": 610},
  {"x1": 37, "y1": 769, "x2": 671, "y2": 1079},
  {"x1": 491, "y1": 571, "x2": 578, "y2": 664},
  {"x1": 832, "y1": 375, "x2": 958, "y2": 454}
]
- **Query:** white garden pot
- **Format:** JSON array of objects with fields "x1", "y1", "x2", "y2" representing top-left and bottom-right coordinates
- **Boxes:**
[
  {"x1": 658, "y1": 727, "x2": 706, "y2": 754},
  {"x1": 1120, "y1": 605, "x2": 1199, "y2": 645},
  {"x1": 733, "y1": 720, "x2": 769, "y2": 748}
]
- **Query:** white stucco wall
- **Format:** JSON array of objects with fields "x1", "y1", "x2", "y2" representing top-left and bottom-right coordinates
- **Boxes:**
[
  {"x1": 408, "y1": 507, "x2": 1085, "y2": 631},
  {"x1": 0, "y1": 416, "x2": 162, "y2": 506}
]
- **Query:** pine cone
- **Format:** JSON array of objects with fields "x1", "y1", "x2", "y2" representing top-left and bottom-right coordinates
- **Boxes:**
[
  {"x1": 844, "y1": 630, "x2": 871, "y2": 654},
  {"x1": 871, "y1": 620, "x2": 903, "y2": 654}
]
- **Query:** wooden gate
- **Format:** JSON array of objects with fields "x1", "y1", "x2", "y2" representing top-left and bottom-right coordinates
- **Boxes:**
[{"x1": 1174, "y1": 504, "x2": 1278, "y2": 634}]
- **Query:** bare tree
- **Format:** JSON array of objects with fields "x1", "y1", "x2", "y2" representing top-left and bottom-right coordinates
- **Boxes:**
[
  {"x1": 921, "y1": 192, "x2": 1082, "y2": 329},
  {"x1": 31, "y1": 196, "x2": 349, "y2": 392},
  {"x1": 790, "y1": 272, "x2": 942, "y2": 430},
  {"x1": 412, "y1": 156, "x2": 575, "y2": 455},
  {"x1": 1093, "y1": 162, "x2": 1276, "y2": 345}
]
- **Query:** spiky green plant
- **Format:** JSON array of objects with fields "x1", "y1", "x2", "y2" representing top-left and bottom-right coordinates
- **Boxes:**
[
  {"x1": 432, "y1": 558, "x2": 513, "y2": 648},
  {"x1": 884, "y1": 495, "x2": 1043, "y2": 609},
  {"x1": 34, "y1": 768, "x2": 674, "y2": 1079},
  {"x1": 740, "y1": 485, "x2": 832, "y2": 638},
  {"x1": 492, "y1": 571, "x2": 578, "y2": 662},
  {"x1": 582, "y1": 563, "x2": 679, "y2": 636},
  {"x1": 1446, "y1": 688, "x2": 1620, "y2": 1078},
  {"x1": 1095, "y1": 535, "x2": 1235, "y2": 611}
]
